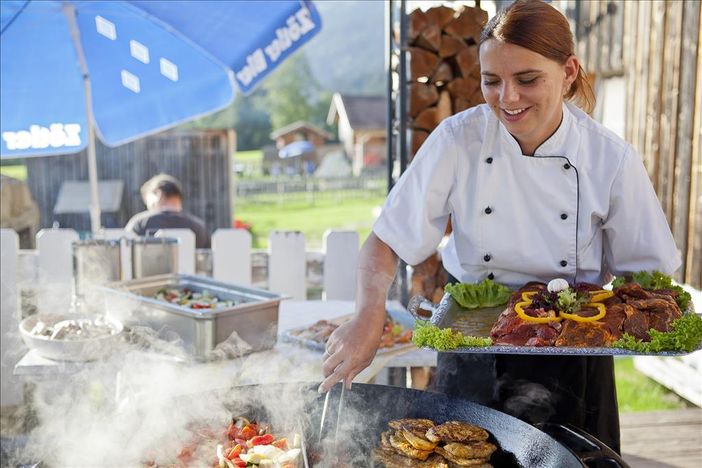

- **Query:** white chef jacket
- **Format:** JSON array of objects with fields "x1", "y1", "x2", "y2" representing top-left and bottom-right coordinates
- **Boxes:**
[{"x1": 373, "y1": 103, "x2": 681, "y2": 289}]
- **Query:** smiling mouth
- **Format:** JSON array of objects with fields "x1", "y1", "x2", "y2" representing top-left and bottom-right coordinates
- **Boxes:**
[{"x1": 500, "y1": 106, "x2": 530, "y2": 122}]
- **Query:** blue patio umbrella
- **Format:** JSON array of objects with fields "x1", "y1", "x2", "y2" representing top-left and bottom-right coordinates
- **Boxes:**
[
  {"x1": 0, "y1": 0, "x2": 321, "y2": 232},
  {"x1": 278, "y1": 140, "x2": 315, "y2": 159}
]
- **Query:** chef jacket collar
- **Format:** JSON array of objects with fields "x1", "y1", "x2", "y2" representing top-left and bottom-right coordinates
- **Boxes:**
[{"x1": 497, "y1": 103, "x2": 576, "y2": 161}]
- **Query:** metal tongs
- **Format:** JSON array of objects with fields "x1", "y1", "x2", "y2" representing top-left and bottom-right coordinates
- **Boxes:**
[{"x1": 318, "y1": 382, "x2": 346, "y2": 445}]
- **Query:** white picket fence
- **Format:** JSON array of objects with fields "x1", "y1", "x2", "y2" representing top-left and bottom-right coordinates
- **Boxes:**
[
  {"x1": 0, "y1": 227, "x2": 360, "y2": 406},
  {"x1": 2, "y1": 227, "x2": 700, "y2": 408}
]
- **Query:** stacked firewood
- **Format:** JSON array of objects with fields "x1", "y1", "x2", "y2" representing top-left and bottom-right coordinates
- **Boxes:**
[{"x1": 408, "y1": 4, "x2": 488, "y2": 158}]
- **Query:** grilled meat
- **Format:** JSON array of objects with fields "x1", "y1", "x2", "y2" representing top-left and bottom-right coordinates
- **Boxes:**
[
  {"x1": 555, "y1": 320, "x2": 616, "y2": 347},
  {"x1": 490, "y1": 280, "x2": 686, "y2": 348},
  {"x1": 622, "y1": 303, "x2": 651, "y2": 340},
  {"x1": 389, "y1": 431, "x2": 434, "y2": 460},
  {"x1": 434, "y1": 447, "x2": 491, "y2": 467},
  {"x1": 629, "y1": 298, "x2": 682, "y2": 325},
  {"x1": 401, "y1": 427, "x2": 438, "y2": 451},
  {"x1": 425, "y1": 422, "x2": 489, "y2": 444},
  {"x1": 443, "y1": 441, "x2": 497, "y2": 460},
  {"x1": 616, "y1": 283, "x2": 652, "y2": 301},
  {"x1": 380, "y1": 431, "x2": 394, "y2": 450},
  {"x1": 598, "y1": 301, "x2": 627, "y2": 338},
  {"x1": 490, "y1": 308, "x2": 561, "y2": 346},
  {"x1": 388, "y1": 418, "x2": 435, "y2": 433},
  {"x1": 372, "y1": 449, "x2": 449, "y2": 468}
]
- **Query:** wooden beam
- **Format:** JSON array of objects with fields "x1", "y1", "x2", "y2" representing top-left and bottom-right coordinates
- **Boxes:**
[
  {"x1": 643, "y1": 1, "x2": 663, "y2": 185},
  {"x1": 685, "y1": 0, "x2": 702, "y2": 286},
  {"x1": 658, "y1": 0, "x2": 683, "y2": 223}
]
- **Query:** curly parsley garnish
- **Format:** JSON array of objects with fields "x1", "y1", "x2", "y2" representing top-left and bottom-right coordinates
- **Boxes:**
[{"x1": 412, "y1": 321, "x2": 492, "y2": 350}]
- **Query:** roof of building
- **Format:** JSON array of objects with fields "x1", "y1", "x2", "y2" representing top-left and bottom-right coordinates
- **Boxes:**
[
  {"x1": 269, "y1": 120, "x2": 333, "y2": 140},
  {"x1": 327, "y1": 93, "x2": 386, "y2": 130}
]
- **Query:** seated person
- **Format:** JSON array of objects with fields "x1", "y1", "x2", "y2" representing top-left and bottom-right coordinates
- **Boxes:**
[{"x1": 125, "y1": 174, "x2": 211, "y2": 248}]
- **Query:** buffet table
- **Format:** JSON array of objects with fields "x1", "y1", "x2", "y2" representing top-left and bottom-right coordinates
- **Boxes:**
[{"x1": 14, "y1": 300, "x2": 437, "y2": 383}]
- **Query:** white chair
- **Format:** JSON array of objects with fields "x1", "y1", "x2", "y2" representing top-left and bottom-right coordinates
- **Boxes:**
[
  {"x1": 268, "y1": 231, "x2": 306, "y2": 300},
  {"x1": 212, "y1": 228, "x2": 252, "y2": 286},
  {"x1": 1, "y1": 229, "x2": 22, "y2": 406},
  {"x1": 155, "y1": 228, "x2": 196, "y2": 275},
  {"x1": 323, "y1": 230, "x2": 359, "y2": 300},
  {"x1": 36, "y1": 228, "x2": 79, "y2": 313}
]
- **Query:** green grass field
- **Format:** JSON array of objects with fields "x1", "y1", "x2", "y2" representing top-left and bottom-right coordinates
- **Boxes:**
[
  {"x1": 0, "y1": 165, "x2": 27, "y2": 181},
  {"x1": 235, "y1": 193, "x2": 385, "y2": 249},
  {"x1": 234, "y1": 150, "x2": 263, "y2": 163},
  {"x1": 614, "y1": 357, "x2": 689, "y2": 412}
]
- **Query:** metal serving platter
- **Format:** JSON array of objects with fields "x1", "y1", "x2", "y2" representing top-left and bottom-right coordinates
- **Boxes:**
[
  {"x1": 412, "y1": 293, "x2": 701, "y2": 356},
  {"x1": 281, "y1": 301, "x2": 416, "y2": 355},
  {"x1": 100, "y1": 274, "x2": 286, "y2": 359}
]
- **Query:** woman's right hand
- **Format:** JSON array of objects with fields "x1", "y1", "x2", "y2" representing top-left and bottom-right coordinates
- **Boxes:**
[
  {"x1": 318, "y1": 232, "x2": 400, "y2": 393},
  {"x1": 318, "y1": 311, "x2": 385, "y2": 392}
]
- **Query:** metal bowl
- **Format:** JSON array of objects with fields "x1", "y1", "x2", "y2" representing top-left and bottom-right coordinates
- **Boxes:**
[{"x1": 19, "y1": 314, "x2": 123, "y2": 362}]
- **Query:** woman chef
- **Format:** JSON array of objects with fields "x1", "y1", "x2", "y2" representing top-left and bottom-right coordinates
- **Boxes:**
[{"x1": 319, "y1": 0, "x2": 680, "y2": 453}]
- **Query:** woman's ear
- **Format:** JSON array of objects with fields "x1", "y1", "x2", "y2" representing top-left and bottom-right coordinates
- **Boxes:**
[{"x1": 564, "y1": 55, "x2": 580, "y2": 90}]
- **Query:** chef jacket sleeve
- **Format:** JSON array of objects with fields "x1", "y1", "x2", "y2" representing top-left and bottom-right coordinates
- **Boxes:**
[
  {"x1": 373, "y1": 122, "x2": 457, "y2": 266},
  {"x1": 602, "y1": 145, "x2": 681, "y2": 276}
]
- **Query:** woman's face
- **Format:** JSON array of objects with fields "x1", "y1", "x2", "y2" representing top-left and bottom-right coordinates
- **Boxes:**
[{"x1": 479, "y1": 39, "x2": 579, "y2": 155}]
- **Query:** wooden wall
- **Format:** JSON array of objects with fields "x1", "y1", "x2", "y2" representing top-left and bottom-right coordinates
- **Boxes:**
[
  {"x1": 568, "y1": 0, "x2": 701, "y2": 288},
  {"x1": 25, "y1": 129, "x2": 233, "y2": 234}
]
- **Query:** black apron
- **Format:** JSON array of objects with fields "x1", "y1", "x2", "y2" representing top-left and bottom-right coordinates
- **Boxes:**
[{"x1": 435, "y1": 275, "x2": 621, "y2": 454}]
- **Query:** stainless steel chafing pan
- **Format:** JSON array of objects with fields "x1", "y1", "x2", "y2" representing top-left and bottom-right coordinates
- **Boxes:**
[{"x1": 99, "y1": 274, "x2": 286, "y2": 359}]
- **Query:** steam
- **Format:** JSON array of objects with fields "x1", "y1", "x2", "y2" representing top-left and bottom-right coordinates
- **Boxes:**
[
  {"x1": 5, "y1": 336, "x2": 335, "y2": 466},
  {"x1": 2, "y1": 248, "x2": 373, "y2": 467},
  {"x1": 4, "y1": 281, "x2": 330, "y2": 467}
]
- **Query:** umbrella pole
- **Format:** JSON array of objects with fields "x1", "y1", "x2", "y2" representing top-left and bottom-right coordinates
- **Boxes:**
[
  {"x1": 84, "y1": 88, "x2": 102, "y2": 235},
  {"x1": 63, "y1": 4, "x2": 102, "y2": 234}
]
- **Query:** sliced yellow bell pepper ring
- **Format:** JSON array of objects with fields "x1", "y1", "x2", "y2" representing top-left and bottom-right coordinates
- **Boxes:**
[
  {"x1": 514, "y1": 300, "x2": 562, "y2": 324},
  {"x1": 558, "y1": 303, "x2": 607, "y2": 323},
  {"x1": 589, "y1": 290, "x2": 614, "y2": 303}
]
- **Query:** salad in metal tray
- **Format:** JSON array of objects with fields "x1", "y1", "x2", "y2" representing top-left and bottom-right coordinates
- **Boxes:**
[{"x1": 154, "y1": 287, "x2": 236, "y2": 309}]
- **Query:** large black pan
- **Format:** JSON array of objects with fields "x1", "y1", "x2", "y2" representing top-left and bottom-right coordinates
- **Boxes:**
[
  {"x1": 2, "y1": 382, "x2": 626, "y2": 467},
  {"x1": 229, "y1": 383, "x2": 627, "y2": 468}
]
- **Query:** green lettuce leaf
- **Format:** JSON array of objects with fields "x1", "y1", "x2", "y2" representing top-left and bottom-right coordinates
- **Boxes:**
[
  {"x1": 444, "y1": 279, "x2": 512, "y2": 309},
  {"x1": 611, "y1": 313, "x2": 702, "y2": 353},
  {"x1": 612, "y1": 270, "x2": 691, "y2": 311},
  {"x1": 412, "y1": 320, "x2": 492, "y2": 351}
]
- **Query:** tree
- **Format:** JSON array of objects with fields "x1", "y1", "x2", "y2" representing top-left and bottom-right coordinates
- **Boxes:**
[
  {"x1": 231, "y1": 90, "x2": 272, "y2": 150},
  {"x1": 263, "y1": 51, "x2": 323, "y2": 131}
]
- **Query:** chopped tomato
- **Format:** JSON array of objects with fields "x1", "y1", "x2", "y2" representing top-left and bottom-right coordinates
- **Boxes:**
[
  {"x1": 249, "y1": 434, "x2": 275, "y2": 446},
  {"x1": 226, "y1": 423, "x2": 240, "y2": 440},
  {"x1": 230, "y1": 458, "x2": 247, "y2": 468},
  {"x1": 271, "y1": 438, "x2": 289, "y2": 450},
  {"x1": 226, "y1": 444, "x2": 243, "y2": 460},
  {"x1": 239, "y1": 424, "x2": 258, "y2": 440}
]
